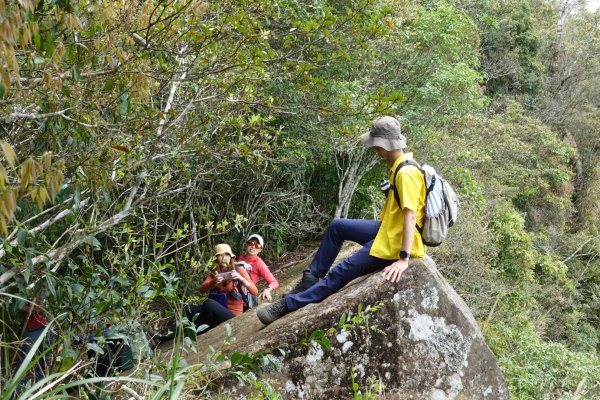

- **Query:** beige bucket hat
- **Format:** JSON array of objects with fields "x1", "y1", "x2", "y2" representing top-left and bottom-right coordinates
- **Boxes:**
[
  {"x1": 360, "y1": 116, "x2": 407, "y2": 151},
  {"x1": 214, "y1": 243, "x2": 234, "y2": 257}
]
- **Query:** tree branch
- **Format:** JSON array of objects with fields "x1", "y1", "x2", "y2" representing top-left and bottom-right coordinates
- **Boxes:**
[{"x1": 0, "y1": 172, "x2": 147, "y2": 286}]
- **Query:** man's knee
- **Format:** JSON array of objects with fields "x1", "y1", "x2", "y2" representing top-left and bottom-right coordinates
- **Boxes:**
[
  {"x1": 329, "y1": 218, "x2": 351, "y2": 235},
  {"x1": 329, "y1": 218, "x2": 343, "y2": 230}
]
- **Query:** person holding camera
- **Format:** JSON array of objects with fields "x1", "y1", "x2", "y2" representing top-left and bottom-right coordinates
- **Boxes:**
[
  {"x1": 200, "y1": 243, "x2": 258, "y2": 316},
  {"x1": 149, "y1": 244, "x2": 258, "y2": 346}
]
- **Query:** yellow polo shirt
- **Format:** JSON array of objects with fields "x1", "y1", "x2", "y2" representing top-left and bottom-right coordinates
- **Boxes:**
[{"x1": 370, "y1": 153, "x2": 426, "y2": 260}]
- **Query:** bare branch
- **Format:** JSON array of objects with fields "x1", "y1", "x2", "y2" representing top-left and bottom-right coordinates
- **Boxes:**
[
  {"x1": 156, "y1": 45, "x2": 189, "y2": 138},
  {"x1": 10, "y1": 108, "x2": 98, "y2": 128},
  {"x1": 562, "y1": 235, "x2": 600, "y2": 263}
]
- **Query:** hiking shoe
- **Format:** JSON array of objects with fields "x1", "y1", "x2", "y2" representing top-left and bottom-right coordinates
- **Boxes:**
[
  {"x1": 257, "y1": 298, "x2": 288, "y2": 325},
  {"x1": 287, "y1": 269, "x2": 320, "y2": 294}
]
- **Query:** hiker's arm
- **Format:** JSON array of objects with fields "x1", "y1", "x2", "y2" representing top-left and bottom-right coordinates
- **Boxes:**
[
  {"x1": 199, "y1": 273, "x2": 219, "y2": 293},
  {"x1": 382, "y1": 208, "x2": 415, "y2": 283},
  {"x1": 258, "y1": 262, "x2": 279, "y2": 300},
  {"x1": 259, "y1": 260, "x2": 279, "y2": 290}
]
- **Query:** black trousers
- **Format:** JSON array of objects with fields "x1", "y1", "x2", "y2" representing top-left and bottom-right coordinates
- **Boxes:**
[{"x1": 155, "y1": 299, "x2": 235, "y2": 343}]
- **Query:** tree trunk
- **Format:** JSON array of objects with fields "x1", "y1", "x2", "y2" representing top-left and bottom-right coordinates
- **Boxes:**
[{"x1": 334, "y1": 146, "x2": 378, "y2": 219}]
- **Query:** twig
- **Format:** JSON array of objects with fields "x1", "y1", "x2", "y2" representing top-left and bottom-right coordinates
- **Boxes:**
[
  {"x1": 120, "y1": 384, "x2": 145, "y2": 400},
  {"x1": 562, "y1": 235, "x2": 600, "y2": 263}
]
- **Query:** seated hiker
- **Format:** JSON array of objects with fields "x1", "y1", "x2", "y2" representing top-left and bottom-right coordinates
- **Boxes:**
[
  {"x1": 150, "y1": 243, "x2": 258, "y2": 345},
  {"x1": 236, "y1": 233, "x2": 279, "y2": 302},
  {"x1": 200, "y1": 243, "x2": 259, "y2": 315},
  {"x1": 257, "y1": 116, "x2": 427, "y2": 325},
  {"x1": 13, "y1": 296, "x2": 55, "y2": 391}
]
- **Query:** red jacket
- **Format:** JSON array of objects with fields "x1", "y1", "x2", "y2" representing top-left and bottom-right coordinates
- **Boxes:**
[{"x1": 237, "y1": 254, "x2": 279, "y2": 291}]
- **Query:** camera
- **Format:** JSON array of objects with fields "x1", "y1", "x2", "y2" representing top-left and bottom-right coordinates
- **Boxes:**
[
  {"x1": 219, "y1": 271, "x2": 234, "y2": 280},
  {"x1": 235, "y1": 261, "x2": 251, "y2": 272},
  {"x1": 380, "y1": 179, "x2": 391, "y2": 196}
]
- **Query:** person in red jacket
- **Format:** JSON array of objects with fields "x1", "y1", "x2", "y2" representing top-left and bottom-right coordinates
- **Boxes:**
[
  {"x1": 237, "y1": 234, "x2": 279, "y2": 302},
  {"x1": 14, "y1": 297, "x2": 55, "y2": 391}
]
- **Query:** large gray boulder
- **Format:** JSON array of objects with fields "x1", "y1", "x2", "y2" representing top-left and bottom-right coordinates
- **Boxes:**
[{"x1": 160, "y1": 243, "x2": 508, "y2": 399}]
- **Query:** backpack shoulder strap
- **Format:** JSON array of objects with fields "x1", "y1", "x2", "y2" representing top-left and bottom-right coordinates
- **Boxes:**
[
  {"x1": 391, "y1": 159, "x2": 422, "y2": 210},
  {"x1": 391, "y1": 159, "x2": 426, "y2": 234}
]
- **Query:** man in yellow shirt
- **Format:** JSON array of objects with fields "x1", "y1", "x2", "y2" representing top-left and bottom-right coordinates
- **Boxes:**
[{"x1": 258, "y1": 116, "x2": 426, "y2": 325}]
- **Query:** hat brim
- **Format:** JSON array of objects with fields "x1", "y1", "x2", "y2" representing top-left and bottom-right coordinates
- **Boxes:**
[
  {"x1": 360, "y1": 131, "x2": 406, "y2": 151},
  {"x1": 246, "y1": 234, "x2": 264, "y2": 247}
]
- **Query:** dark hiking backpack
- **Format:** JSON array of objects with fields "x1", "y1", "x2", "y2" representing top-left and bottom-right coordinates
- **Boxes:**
[
  {"x1": 391, "y1": 160, "x2": 459, "y2": 247},
  {"x1": 87, "y1": 338, "x2": 133, "y2": 377},
  {"x1": 233, "y1": 262, "x2": 258, "y2": 311},
  {"x1": 84, "y1": 323, "x2": 150, "y2": 377}
]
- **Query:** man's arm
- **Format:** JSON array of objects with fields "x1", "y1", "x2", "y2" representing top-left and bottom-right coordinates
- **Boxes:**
[{"x1": 382, "y1": 208, "x2": 416, "y2": 283}]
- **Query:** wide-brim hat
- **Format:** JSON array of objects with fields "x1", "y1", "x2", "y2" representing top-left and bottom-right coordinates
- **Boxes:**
[
  {"x1": 214, "y1": 243, "x2": 234, "y2": 257},
  {"x1": 246, "y1": 233, "x2": 264, "y2": 247},
  {"x1": 360, "y1": 116, "x2": 407, "y2": 151}
]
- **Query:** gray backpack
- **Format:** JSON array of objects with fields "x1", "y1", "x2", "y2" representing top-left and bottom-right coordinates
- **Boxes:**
[{"x1": 392, "y1": 160, "x2": 459, "y2": 247}]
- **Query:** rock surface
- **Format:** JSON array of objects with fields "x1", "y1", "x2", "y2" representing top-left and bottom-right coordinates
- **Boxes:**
[{"x1": 157, "y1": 243, "x2": 508, "y2": 399}]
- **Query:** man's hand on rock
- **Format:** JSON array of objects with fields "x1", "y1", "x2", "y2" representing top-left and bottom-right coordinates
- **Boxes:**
[{"x1": 382, "y1": 259, "x2": 409, "y2": 283}]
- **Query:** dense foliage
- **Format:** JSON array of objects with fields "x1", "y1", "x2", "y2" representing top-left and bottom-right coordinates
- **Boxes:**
[{"x1": 1, "y1": 0, "x2": 598, "y2": 398}]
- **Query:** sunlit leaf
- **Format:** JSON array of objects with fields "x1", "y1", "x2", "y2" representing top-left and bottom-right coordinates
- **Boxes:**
[
  {"x1": 0, "y1": 216, "x2": 7, "y2": 237},
  {"x1": 111, "y1": 145, "x2": 130, "y2": 153},
  {"x1": 0, "y1": 141, "x2": 17, "y2": 167},
  {"x1": 0, "y1": 163, "x2": 5, "y2": 189}
]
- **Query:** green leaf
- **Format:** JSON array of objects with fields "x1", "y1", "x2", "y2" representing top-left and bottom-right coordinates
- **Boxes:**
[
  {"x1": 309, "y1": 330, "x2": 324, "y2": 340},
  {"x1": 25, "y1": 248, "x2": 33, "y2": 269},
  {"x1": 230, "y1": 352, "x2": 243, "y2": 365},
  {"x1": 86, "y1": 342, "x2": 105, "y2": 355},
  {"x1": 119, "y1": 92, "x2": 129, "y2": 114},
  {"x1": 84, "y1": 235, "x2": 101, "y2": 249},
  {"x1": 44, "y1": 33, "x2": 55, "y2": 56},
  {"x1": 57, "y1": 348, "x2": 77, "y2": 372},
  {"x1": 215, "y1": 353, "x2": 226, "y2": 363},
  {"x1": 72, "y1": 64, "x2": 80, "y2": 82},
  {"x1": 339, "y1": 312, "x2": 347, "y2": 328},
  {"x1": 17, "y1": 228, "x2": 28, "y2": 247},
  {"x1": 46, "y1": 275, "x2": 57, "y2": 297},
  {"x1": 33, "y1": 30, "x2": 42, "y2": 51}
]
